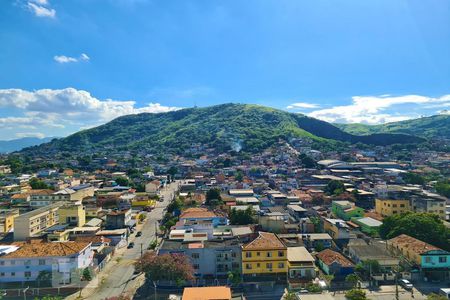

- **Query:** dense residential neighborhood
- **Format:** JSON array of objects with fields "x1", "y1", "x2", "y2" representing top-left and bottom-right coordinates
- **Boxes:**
[{"x1": 0, "y1": 136, "x2": 449, "y2": 300}]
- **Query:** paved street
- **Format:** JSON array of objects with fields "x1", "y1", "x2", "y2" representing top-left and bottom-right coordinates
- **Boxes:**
[{"x1": 67, "y1": 181, "x2": 180, "y2": 300}]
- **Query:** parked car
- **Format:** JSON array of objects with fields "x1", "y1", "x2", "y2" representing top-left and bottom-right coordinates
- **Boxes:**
[
  {"x1": 136, "y1": 231, "x2": 142, "y2": 237},
  {"x1": 399, "y1": 279, "x2": 413, "y2": 290},
  {"x1": 127, "y1": 242, "x2": 135, "y2": 249}
]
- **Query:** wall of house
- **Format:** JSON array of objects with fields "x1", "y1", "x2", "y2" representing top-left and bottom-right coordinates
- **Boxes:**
[{"x1": 242, "y1": 249, "x2": 287, "y2": 275}]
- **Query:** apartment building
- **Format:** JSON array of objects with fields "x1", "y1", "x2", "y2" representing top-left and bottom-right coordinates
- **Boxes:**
[
  {"x1": 242, "y1": 232, "x2": 287, "y2": 279},
  {"x1": 0, "y1": 209, "x2": 19, "y2": 234},
  {"x1": 13, "y1": 203, "x2": 62, "y2": 241},
  {"x1": 375, "y1": 199, "x2": 411, "y2": 217},
  {"x1": 0, "y1": 240, "x2": 93, "y2": 284}
]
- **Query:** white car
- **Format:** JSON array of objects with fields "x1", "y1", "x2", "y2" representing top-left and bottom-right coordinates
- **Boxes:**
[{"x1": 399, "y1": 279, "x2": 413, "y2": 290}]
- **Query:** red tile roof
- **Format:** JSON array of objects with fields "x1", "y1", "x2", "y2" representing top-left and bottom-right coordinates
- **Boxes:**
[
  {"x1": 180, "y1": 208, "x2": 217, "y2": 219},
  {"x1": 243, "y1": 232, "x2": 286, "y2": 250},
  {"x1": 388, "y1": 234, "x2": 441, "y2": 255},
  {"x1": 316, "y1": 249, "x2": 354, "y2": 267}
]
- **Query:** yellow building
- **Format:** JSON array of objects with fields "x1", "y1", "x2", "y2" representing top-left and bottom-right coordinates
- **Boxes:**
[
  {"x1": 0, "y1": 209, "x2": 19, "y2": 234},
  {"x1": 58, "y1": 203, "x2": 86, "y2": 227},
  {"x1": 375, "y1": 199, "x2": 410, "y2": 217},
  {"x1": 242, "y1": 232, "x2": 287, "y2": 277}
]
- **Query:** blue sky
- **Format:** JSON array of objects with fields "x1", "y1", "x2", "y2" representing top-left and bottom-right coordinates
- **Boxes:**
[{"x1": 1, "y1": 0, "x2": 450, "y2": 139}]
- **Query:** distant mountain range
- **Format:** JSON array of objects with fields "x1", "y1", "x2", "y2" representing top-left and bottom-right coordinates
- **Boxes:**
[
  {"x1": 20, "y1": 104, "x2": 427, "y2": 156},
  {"x1": 0, "y1": 137, "x2": 56, "y2": 153},
  {"x1": 335, "y1": 114, "x2": 450, "y2": 140}
]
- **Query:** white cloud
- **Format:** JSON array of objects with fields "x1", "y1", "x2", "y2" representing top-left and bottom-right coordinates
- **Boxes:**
[
  {"x1": 308, "y1": 94, "x2": 450, "y2": 124},
  {"x1": 15, "y1": 132, "x2": 46, "y2": 139},
  {"x1": 286, "y1": 102, "x2": 320, "y2": 110},
  {"x1": 80, "y1": 53, "x2": 90, "y2": 61},
  {"x1": 27, "y1": 2, "x2": 55, "y2": 18},
  {"x1": 30, "y1": 0, "x2": 48, "y2": 4},
  {"x1": 54, "y1": 53, "x2": 90, "y2": 64},
  {"x1": 0, "y1": 88, "x2": 181, "y2": 138}
]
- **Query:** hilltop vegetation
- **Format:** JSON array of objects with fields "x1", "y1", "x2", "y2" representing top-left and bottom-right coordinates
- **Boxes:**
[
  {"x1": 335, "y1": 114, "x2": 450, "y2": 139},
  {"x1": 21, "y1": 104, "x2": 423, "y2": 156}
]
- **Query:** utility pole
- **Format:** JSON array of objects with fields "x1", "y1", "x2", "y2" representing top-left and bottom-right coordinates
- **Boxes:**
[{"x1": 395, "y1": 267, "x2": 399, "y2": 300}]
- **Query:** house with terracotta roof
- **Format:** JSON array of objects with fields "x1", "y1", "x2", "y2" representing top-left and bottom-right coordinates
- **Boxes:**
[
  {"x1": 242, "y1": 232, "x2": 287, "y2": 279},
  {"x1": 182, "y1": 286, "x2": 232, "y2": 300},
  {"x1": 0, "y1": 240, "x2": 93, "y2": 284},
  {"x1": 387, "y1": 234, "x2": 450, "y2": 282},
  {"x1": 180, "y1": 208, "x2": 228, "y2": 227},
  {"x1": 316, "y1": 249, "x2": 354, "y2": 276}
]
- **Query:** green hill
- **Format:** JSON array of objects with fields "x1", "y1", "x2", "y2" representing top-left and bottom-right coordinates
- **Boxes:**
[
  {"x1": 335, "y1": 114, "x2": 450, "y2": 139},
  {"x1": 22, "y1": 103, "x2": 424, "y2": 155}
]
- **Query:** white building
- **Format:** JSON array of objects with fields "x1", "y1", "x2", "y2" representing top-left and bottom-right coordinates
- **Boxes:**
[{"x1": 0, "y1": 241, "x2": 93, "y2": 285}]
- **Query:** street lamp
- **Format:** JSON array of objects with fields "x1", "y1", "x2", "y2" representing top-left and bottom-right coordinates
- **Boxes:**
[{"x1": 23, "y1": 286, "x2": 29, "y2": 300}]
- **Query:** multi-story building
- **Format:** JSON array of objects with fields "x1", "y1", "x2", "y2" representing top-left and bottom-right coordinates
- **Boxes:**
[
  {"x1": 58, "y1": 203, "x2": 86, "y2": 227},
  {"x1": 30, "y1": 185, "x2": 94, "y2": 208},
  {"x1": 411, "y1": 192, "x2": 447, "y2": 220},
  {"x1": 0, "y1": 209, "x2": 19, "y2": 234},
  {"x1": 375, "y1": 199, "x2": 411, "y2": 217},
  {"x1": 13, "y1": 203, "x2": 62, "y2": 241},
  {"x1": 158, "y1": 238, "x2": 242, "y2": 279},
  {"x1": 0, "y1": 240, "x2": 93, "y2": 284},
  {"x1": 287, "y1": 246, "x2": 316, "y2": 284},
  {"x1": 242, "y1": 232, "x2": 287, "y2": 279},
  {"x1": 105, "y1": 209, "x2": 132, "y2": 230}
]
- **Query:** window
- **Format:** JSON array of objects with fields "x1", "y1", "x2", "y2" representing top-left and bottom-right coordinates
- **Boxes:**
[
  {"x1": 257, "y1": 252, "x2": 261, "y2": 256},
  {"x1": 246, "y1": 264, "x2": 252, "y2": 269},
  {"x1": 266, "y1": 252, "x2": 272, "y2": 258},
  {"x1": 245, "y1": 252, "x2": 252, "y2": 258},
  {"x1": 0, "y1": 273, "x2": 4, "y2": 277},
  {"x1": 392, "y1": 204, "x2": 397, "y2": 208},
  {"x1": 278, "y1": 251, "x2": 284, "y2": 257},
  {"x1": 425, "y1": 257, "x2": 432, "y2": 263},
  {"x1": 278, "y1": 262, "x2": 284, "y2": 269},
  {"x1": 192, "y1": 253, "x2": 199, "y2": 259},
  {"x1": 400, "y1": 204, "x2": 405, "y2": 208},
  {"x1": 11, "y1": 272, "x2": 15, "y2": 277},
  {"x1": 231, "y1": 252, "x2": 237, "y2": 258},
  {"x1": 0, "y1": 261, "x2": 4, "y2": 266},
  {"x1": 193, "y1": 264, "x2": 199, "y2": 270},
  {"x1": 266, "y1": 263, "x2": 272, "y2": 269},
  {"x1": 439, "y1": 257, "x2": 447, "y2": 263},
  {"x1": 10, "y1": 260, "x2": 15, "y2": 265},
  {"x1": 25, "y1": 272, "x2": 31, "y2": 278},
  {"x1": 256, "y1": 263, "x2": 260, "y2": 267},
  {"x1": 393, "y1": 211, "x2": 397, "y2": 214}
]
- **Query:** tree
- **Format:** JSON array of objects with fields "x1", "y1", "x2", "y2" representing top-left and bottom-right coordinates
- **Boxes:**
[
  {"x1": 205, "y1": 188, "x2": 222, "y2": 207},
  {"x1": 379, "y1": 212, "x2": 450, "y2": 250},
  {"x1": 235, "y1": 171, "x2": 244, "y2": 182},
  {"x1": 282, "y1": 291, "x2": 297, "y2": 300},
  {"x1": 167, "y1": 166, "x2": 178, "y2": 178},
  {"x1": 324, "y1": 180, "x2": 345, "y2": 195},
  {"x1": 427, "y1": 293, "x2": 448, "y2": 300},
  {"x1": 29, "y1": 177, "x2": 51, "y2": 190},
  {"x1": 436, "y1": 180, "x2": 450, "y2": 198},
  {"x1": 227, "y1": 270, "x2": 242, "y2": 286},
  {"x1": 345, "y1": 289, "x2": 367, "y2": 300},
  {"x1": 82, "y1": 267, "x2": 92, "y2": 281},
  {"x1": 402, "y1": 172, "x2": 425, "y2": 185},
  {"x1": 306, "y1": 283, "x2": 321, "y2": 293},
  {"x1": 299, "y1": 153, "x2": 316, "y2": 168},
  {"x1": 114, "y1": 176, "x2": 129, "y2": 186},
  {"x1": 36, "y1": 270, "x2": 52, "y2": 287},
  {"x1": 229, "y1": 207, "x2": 255, "y2": 225},
  {"x1": 136, "y1": 252, "x2": 194, "y2": 285},
  {"x1": 345, "y1": 274, "x2": 360, "y2": 288}
]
